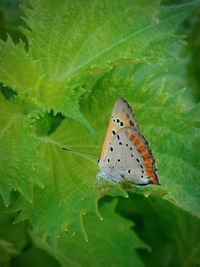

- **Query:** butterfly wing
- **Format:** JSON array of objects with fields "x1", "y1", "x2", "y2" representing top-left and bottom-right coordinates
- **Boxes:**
[
  {"x1": 100, "y1": 127, "x2": 159, "y2": 185},
  {"x1": 99, "y1": 97, "x2": 159, "y2": 185},
  {"x1": 100, "y1": 98, "x2": 139, "y2": 161}
]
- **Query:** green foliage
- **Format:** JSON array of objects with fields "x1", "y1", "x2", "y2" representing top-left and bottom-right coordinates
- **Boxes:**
[
  {"x1": 117, "y1": 194, "x2": 200, "y2": 267},
  {"x1": 30, "y1": 200, "x2": 148, "y2": 267},
  {"x1": 186, "y1": 9, "x2": 200, "y2": 102},
  {"x1": 0, "y1": 0, "x2": 200, "y2": 266},
  {"x1": 13, "y1": 245, "x2": 61, "y2": 267},
  {"x1": 0, "y1": 95, "x2": 43, "y2": 205},
  {"x1": 80, "y1": 66, "x2": 200, "y2": 217},
  {"x1": 0, "y1": 0, "x2": 27, "y2": 44},
  {"x1": 0, "y1": 198, "x2": 28, "y2": 263}
]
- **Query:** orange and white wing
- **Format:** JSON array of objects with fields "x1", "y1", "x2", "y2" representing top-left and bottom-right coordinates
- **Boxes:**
[{"x1": 100, "y1": 98, "x2": 139, "y2": 161}]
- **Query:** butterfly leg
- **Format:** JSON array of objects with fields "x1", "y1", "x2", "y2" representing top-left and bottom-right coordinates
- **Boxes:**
[{"x1": 96, "y1": 172, "x2": 110, "y2": 192}]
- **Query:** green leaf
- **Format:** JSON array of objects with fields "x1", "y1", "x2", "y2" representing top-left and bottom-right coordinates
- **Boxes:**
[
  {"x1": 31, "y1": 199, "x2": 148, "y2": 267},
  {"x1": 22, "y1": 0, "x2": 198, "y2": 80},
  {"x1": 0, "y1": 35, "x2": 95, "y2": 140},
  {"x1": 117, "y1": 194, "x2": 200, "y2": 267},
  {"x1": 13, "y1": 116, "x2": 99, "y2": 244},
  {"x1": 0, "y1": 37, "x2": 42, "y2": 99},
  {"x1": 0, "y1": 197, "x2": 28, "y2": 263},
  {"x1": 0, "y1": 0, "x2": 199, "y2": 246},
  {"x1": 186, "y1": 8, "x2": 200, "y2": 103},
  {"x1": 0, "y1": 95, "x2": 43, "y2": 205},
  {"x1": 12, "y1": 64, "x2": 200, "y2": 243},
  {"x1": 0, "y1": 0, "x2": 27, "y2": 44},
  {"x1": 81, "y1": 66, "x2": 200, "y2": 217},
  {"x1": 1, "y1": 0, "x2": 197, "y2": 139},
  {"x1": 0, "y1": 239, "x2": 20, "y2": 262},
  {"x1": 12, "y1": 245, "x2": 61, "y2": 267}
]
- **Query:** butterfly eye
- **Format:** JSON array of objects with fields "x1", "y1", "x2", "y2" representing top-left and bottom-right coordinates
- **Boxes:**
[{"x1": 128, "y1": 169, "x2": 131, "y2": 173}]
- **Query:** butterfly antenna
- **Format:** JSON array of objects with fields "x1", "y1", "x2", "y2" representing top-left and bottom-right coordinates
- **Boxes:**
[{"x1": 62, "y1": 146, "x2": 99, "y2": 158}]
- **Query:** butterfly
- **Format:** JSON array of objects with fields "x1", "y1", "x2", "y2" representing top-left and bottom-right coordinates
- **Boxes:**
[{"x1": 97, "y1": 98, "x2": 160, "y2": 186}]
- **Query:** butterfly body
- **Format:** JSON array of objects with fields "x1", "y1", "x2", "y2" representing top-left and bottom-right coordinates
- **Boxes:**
[{"x1": 98, "y1": 98, "x2": 159, "y2": 186}]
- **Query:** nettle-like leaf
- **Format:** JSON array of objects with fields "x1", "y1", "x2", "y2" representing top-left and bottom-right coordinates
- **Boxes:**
[
  {"x1": 0, "y1": 37, "x2": 95, "y2": 139},
  {"x1": 0, "y1": 197, "x2": 28, "y2": 263},
  {"x1": 0, "y1": 95, "x2": 43, "y2": 205},
  {"x1": 13, "y1": 245, "x2": 61, "y2": 267},
  {"x1": 0, "y1": 0, "x2": 198, "y2": 138},
  {"x1": 13, "y1": 64, "x2": 200, "y2": 244},
  {"x1": 0, "y1": 0, "x2": 27, "y2": 44},
  {"x1": 0, "y1": 0, "x2": 199, "y2": 246},
  {"x1": 22, "y1": 0, "x2": 189, "y2": 80},
  {"x1": 13, "y1": 115, "x2": 99, "y2": 244},
  {"x1": 117, "y1": 194, "x2": 200, "y2": 267},
  {"x1": 81, "y1": 68, "x2": 200, "y2": 217},
  {"x1": 31, "y1": 200, "x2": 148, "y2": 267},
  {"x1": 0, "y1": 195, "x2": 59, "y2": 267},
  {"x1": 0, "y1": 37, "x2": 42, "y2": 99},
  {"x1": 22, "y1": 0, "x2": 200, "y2": 80}
]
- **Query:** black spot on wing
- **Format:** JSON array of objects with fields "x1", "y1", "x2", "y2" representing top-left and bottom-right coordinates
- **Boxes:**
[
  {"x1": 112, "y1": 130, "x2": 116, "y2": 136},
  {"x1": 115, "y1": 118, "x2": 124, "y2": 127}
]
